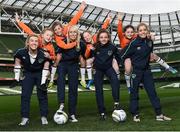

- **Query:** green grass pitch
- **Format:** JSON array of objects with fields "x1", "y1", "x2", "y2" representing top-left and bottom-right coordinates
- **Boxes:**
[{"x1": 0, "y1": 83, "x2": 180, "y2": 131}]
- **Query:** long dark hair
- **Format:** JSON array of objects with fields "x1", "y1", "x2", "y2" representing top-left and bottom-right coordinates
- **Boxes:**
[
  {"x1": 123, "y1": 25, "x2": 135, "y2": 32},
  {"x1": 95, "y1": 29, "x2": 111, "y2": 52}
]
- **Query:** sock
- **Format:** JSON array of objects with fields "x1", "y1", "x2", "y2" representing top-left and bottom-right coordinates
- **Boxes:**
[
  {"x1": 41, "y1": 69, "x2": 49, "y2": 85},
  {"x1": 156, "y1": 57, "x2": 170, "y2": 69},
  {"x1": 124, "y1": 73, "x2": 131, "y2": 88},
  {"x1": 86, "y1": 66, "x2": 92, "y2": 80},
  {"x1": 80, "y1": 67, "x2": 86, "y2": 82},
  {"x1": 50, "y1": 66, "x2": 57, "y2": 82},
  {"x1": 14, "y1": 65, "x2": 21, "y2": 81}
]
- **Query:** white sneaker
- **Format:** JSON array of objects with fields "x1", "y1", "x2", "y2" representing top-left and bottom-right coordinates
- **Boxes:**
[
  {"x1": 156, "y1": 114, "x2": 172, "y2": 121},
  {"x1": 57, "y1": 104, "x2": 64, "y2": 113},
  {"x1": 69, "y1": 115, "x2": 78, "y2": 123},
  {"x1": 41, "y1": 116, "x2": 48, "y2": 125},
  {"x1": 133, "y1": 115, "x2": 140, "y2": 122},
  {"x1": 18, "y1": 118, "x2": 29, "y2": 126}
]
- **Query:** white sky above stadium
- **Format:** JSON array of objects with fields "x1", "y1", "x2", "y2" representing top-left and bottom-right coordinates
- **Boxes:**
[{"x1": 75, "y1": 0, "x2": 180, "y2": 14}]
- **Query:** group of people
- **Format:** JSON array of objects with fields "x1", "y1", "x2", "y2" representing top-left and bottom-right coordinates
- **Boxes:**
[{"x1": 12, "y1": 1, "x2": 177, "y2": 126}]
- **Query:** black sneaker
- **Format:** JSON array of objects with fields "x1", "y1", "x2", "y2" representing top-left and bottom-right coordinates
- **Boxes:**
[
  {"x1": 9, "y1": 80, "x2": 21, "y2": 88},
  {"x1": 39, "y1": 84, "x2": 47, "y2": 91},
  {"x1": 139, "y1": 83, "x2": 144, "y2": 90},
  {"x1": 100, "y1": 113, "x2": 106, "y2": 121}
]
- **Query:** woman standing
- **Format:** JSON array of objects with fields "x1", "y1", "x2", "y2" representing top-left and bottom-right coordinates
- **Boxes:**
[
  {"x1": 90, "y1": 29, "x2": 122, "y2": 120},
  {"x1": 117, "y1": 13, "x2": 177, "y2": 93},
  {"x1": 121, "y1": 23, "x2": 172, "y2": 122},
  {"x1": 14, "y1": 35, "x2": 50, "y2": 125},
  {"x1": 56, "y1": 26, "x2": 86, "y2": 122}
]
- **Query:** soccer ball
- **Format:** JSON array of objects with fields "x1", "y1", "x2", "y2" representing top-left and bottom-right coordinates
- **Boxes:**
[
  {"x1": 53, "y1": 111, "x2": 68, "y2": 124},
  {"x1": 112, "y1": 109, "x2": 127, "y2": 122}
]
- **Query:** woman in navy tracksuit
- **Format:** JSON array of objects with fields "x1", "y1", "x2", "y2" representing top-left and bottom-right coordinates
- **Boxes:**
[
  {"x1": 90, "y1": 29, "x2": 122, "y2": 120},
  {"x1": 56, "y1": 25, "x2": 86, "y2": 122},
  {"x1": 121, "y1": 23, "x2": 172, "y2": 122},
  {"x1": 13, "y1": 35, "x2": 50, "y2": 126}
]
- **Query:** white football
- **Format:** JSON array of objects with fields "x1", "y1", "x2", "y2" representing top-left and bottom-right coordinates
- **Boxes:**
[
  {"x1": 112, "y1": 109, "x2": 127, "y2": 122},
  {"x1": 53, "y1": 111, "x2": 68, "y2": 124}
]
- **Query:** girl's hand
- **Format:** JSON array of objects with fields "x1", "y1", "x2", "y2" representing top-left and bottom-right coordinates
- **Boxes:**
[
  {"x1": 107, "y1": 13, "x2": 112, "y2": 20},
  {"x1": 15, "y1": 12, "x2": 20, "y2": 23},
  {"x1": 147, "y1": 33, "x2": 155, "y2": 41},
  {"x1": 90, "y1": 45, "x2": 95, "y2": 50},
  {"x1": 117, "y1": 12, "x2": 123, "y2": 21},
  {"x1": 44, "y1": 52, "x2": 50, "y2": 59},
  {"x1": 80, "y1": 1, "x2": 86, "y2": 10}
]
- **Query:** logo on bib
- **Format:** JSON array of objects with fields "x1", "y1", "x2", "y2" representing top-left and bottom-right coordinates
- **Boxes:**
[
  {"x1": 108, "y1": 50, "x2": 113, "y2": 56},
  {"x1": 38, "y1": 58, "x2": 44, "y2": 63},
  {"x1": 147, "y1": 41, "x2": 153, "y2": 48},
  {"x1": 137, "y1": 47, "x2": 141, "y2": 50},
  {"x1": 131, "y1": 74, "x2": 136, "y2": 79}
]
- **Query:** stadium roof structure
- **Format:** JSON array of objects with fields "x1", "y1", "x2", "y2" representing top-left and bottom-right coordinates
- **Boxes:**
[{"x1": 0, "y1": 0, "x2": 180, "y2": 53}]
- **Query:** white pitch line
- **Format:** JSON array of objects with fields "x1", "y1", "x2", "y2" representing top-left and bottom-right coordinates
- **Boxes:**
[
  {"x1": 65, "y1": 87, "x2": 84, "y2": 92},
  {"x1": 47, "y1": 89, "x2": 56, "y2": 93},
  {"x1": 0, "y1": 88, "x2": 21, "y2": 94},
  {"x1": 103, "y1": 88, "x2": 109, "y2": 90},
  {"x1": 78, "y1": 88, "x2": 83, "y2": 91}
]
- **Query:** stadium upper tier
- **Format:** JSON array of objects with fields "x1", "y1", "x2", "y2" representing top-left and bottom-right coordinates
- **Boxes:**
[{"x1": 0, "y1": 0, "x2": 180, "y2": 53}]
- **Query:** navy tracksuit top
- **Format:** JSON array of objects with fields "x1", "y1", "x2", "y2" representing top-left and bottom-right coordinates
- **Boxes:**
[
  {"x1": 92, "y1": 42, "x2": 121, "y2": 70},
  {"x1": 121, "y1": 36, "x2": 153, "y2": 70},
  {"x1": 14, "y1": 48, "x2": 48, "y2": 72},
  {"x1": 56, "y1": 40, "x2": 86, "y2": 62}
]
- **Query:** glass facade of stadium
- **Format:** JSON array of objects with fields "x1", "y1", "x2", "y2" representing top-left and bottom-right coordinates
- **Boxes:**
[{"x1": 0, "y1": 0, "x2": 180, "y2": 53}]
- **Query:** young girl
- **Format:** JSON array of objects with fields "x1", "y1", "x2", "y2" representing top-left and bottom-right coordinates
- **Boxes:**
[
  {"x1": 121, "y1": 23, "x2": 172, "y2": 122},
  {"x1": 56, "y1": 25, "x2": 86, "y2": 122},
  {"x1": 117, "y1": 13, "x2": 177, "y2": 93},
  {"x1": 48, "y1": 1, "x2": 86, "y2": 88},
  {"x1": 14, "y1": 35, "x2": 50, "y2": 125},
  {"x1": 90, "y1": 29, "x2": 122, "y2": 120},
  {"x1": 81, "y1": 14, "x2": 120, "y2": 89}
]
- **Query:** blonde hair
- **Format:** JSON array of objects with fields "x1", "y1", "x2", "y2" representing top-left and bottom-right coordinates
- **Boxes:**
[
  {"x1": 41, "y1": 28, "x2": 54, "y2": 35},
  {"x1": 25, "y1": 34, "x2": 39, "y2": 48},
  {"x1": 67, "y1": 25, "x2": 81, "y2": 49},
  {"x1": 137, "y1": 23, "x2": 149, "y2": 33}
]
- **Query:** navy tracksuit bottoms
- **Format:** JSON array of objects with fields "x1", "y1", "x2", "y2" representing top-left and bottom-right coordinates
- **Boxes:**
[
  {"x1": 94, "y1": 67, "x2": 120, "y2": 114},
  {"x1": 57, "y1": 61, "x2": 79, "y2": 115},
  {"x1": 21, "y1": 72, "x2": 48, "y2": 118},
  {"x1": 130, "y1": 69, "x2": 162, "y2": 116}
]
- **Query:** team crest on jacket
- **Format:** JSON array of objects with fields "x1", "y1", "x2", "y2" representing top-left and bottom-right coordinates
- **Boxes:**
[
  {"x1": 108, "y1": 50, "x2": 113, "y2": 56},
  {"x1": 137, "y1": 47, "x2": 141, "y2": 50},
  {"x1": 131, "y1": 74, "x2": 136, "y2": 79},
  {"x1": 97, "y1": 51, "x2": 100, "y2": 55},
  {"x1": 38, "y1": 58, "x2": 44, "y2": 63},
  {"x1": 22, "y1": 56, "x2": 26, "y2": 59},
  {"x1": 75, "y1": 47, "x2": 80, "y2": 52},
  {"x1": 147, "y1": 41, "x2": 153, "y2": 48}
]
